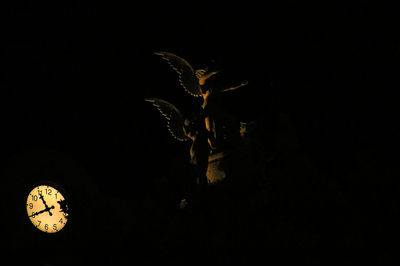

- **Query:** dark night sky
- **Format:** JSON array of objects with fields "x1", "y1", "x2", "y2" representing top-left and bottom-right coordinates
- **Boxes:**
[
  {"x1": 2, "y1": 0, "x2": 399, "y2": 263},
  {"x1": 2, "y1": 1, "x2": 398, "y2": 180}
]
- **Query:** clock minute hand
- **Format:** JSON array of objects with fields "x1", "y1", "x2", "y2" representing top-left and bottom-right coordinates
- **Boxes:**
[
  {"x1": 29, "y1": 206, "x2": 55, "y2": 218},
  {"x1": 39, "y1": 194, "x2": 55, "y2": 216},
  {"x1": 39, "y1": 194, "x2": 50, "y2": 209}
]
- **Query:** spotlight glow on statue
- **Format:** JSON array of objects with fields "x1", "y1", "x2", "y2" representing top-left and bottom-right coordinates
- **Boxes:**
[
  {"x1": 154, "y1": 51, "x2": 248, "y2": 150},
  {"x1": 148, "y1": 51, "x2": 250, "y2": 187}
]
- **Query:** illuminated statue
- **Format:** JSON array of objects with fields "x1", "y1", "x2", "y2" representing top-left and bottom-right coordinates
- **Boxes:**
[
  {"x1": 154, "y1": 51, "x2": 248, "y2": 151},
  {"x1": 145, "y1": 98, "x2": 211, "y2": 186},
  {"x1": 200, "y1": 80, "x2": 248, "y2": 151}
]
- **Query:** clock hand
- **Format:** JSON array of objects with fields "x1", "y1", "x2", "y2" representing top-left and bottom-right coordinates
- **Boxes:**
[
  {"x1": 39, "y1": 194, "x2": 50, "y2": 209},
  {"x1": 29, "y1": 205, "x2": 55, "y2": 218},
  {"x1": 38, "y1": 194, "x2": 55, "y2": 216}
]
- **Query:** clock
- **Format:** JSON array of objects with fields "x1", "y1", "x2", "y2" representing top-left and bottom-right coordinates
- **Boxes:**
[{"x1": 26, "y1": 184, "x2": 69, "y2": 233}]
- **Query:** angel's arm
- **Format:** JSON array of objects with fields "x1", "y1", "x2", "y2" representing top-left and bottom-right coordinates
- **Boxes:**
[{"x1": 220, "y1": 80, "x2": 248, "y2": 92}]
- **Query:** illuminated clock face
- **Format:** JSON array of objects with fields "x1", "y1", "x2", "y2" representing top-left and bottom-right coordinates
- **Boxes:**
[{"x1": 26, "y1": 185, "x2": 69, "y2": 233}]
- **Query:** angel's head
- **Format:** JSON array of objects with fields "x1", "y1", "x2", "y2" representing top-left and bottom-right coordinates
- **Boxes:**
[{"x1": 197, "y1": 69, "x2": 219, "y2": 86}]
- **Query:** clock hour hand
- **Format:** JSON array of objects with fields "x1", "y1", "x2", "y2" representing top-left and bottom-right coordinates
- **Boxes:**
[{"x1": 29, "y1": 205, "x2": 55, "y2": 218}]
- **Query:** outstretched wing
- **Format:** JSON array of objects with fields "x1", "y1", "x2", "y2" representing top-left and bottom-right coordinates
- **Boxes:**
[
  {"x1": 145, "y1": 98, "x2": 190, "y2": 142},
  {"x1": 154, "y1": 51, "x2": 203, "y2": 97}
]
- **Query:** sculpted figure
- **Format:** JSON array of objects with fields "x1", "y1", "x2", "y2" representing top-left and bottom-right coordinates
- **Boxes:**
[
  {"x1": 154, "y1": 51, "x2": 248, "y2": 151},
  {"x1": 145, "y1": 98, "x2": 211, "y2": 186}
]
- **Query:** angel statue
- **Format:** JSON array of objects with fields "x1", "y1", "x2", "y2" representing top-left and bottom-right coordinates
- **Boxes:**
[
  {"x1": 145, "y1": 98, "x2": 212, "y2": 187},
  {"x1": 154, "y1": 51, "x2": 248, "y2": 151}
]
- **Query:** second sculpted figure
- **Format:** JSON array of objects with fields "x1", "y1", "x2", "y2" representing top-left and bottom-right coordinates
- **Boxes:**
[{"x1": 145, "y1": 98, "x2": 212, "y2": 186}]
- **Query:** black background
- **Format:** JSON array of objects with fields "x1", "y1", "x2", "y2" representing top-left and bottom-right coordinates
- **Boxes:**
[{"x1": 2, "y1": 1, "x2": 399, "y2": 265}]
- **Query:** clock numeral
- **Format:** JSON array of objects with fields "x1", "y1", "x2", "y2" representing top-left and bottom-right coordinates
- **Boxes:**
[
  {"x1": 53, "y1": 224, "x2": 57, "y2": 231},
  {"x1": 45, "y1": 188, "x2": 52, "y2": 195},
  {"x1": 38, "y1": 190, "x2": 43, "y2": 196},
  {"x1": 29, "y1": 203, "x2": 33, "y2": 209},
  {"x1": 59, "y1": 218, "x2": 63, "y2": 224},
  {"x1": 55, "y1": 193, "x2": 58, "y2": 199},
  {"x1": 31, "y1": 195, "x2": 38, "y2": 201},
  {"x1": 44, "y1": 224, "x2": 48, "y2": 231},
  {"x1": 37, "y1": 220, "x2": 41, "y2": 227}
]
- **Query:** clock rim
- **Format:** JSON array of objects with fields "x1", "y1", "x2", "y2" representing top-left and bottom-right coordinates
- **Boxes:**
[{"x1": 25, "y1": 181, "x2": 72, "y2": 235}]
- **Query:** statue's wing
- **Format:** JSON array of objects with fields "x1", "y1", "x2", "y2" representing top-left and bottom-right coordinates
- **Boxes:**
[
  {"x1": 154, "y1": 51, "x2": 203, "y2": 97},
  {"x1": 145, "y1": 98, "x2": 190, "y2": 142}
]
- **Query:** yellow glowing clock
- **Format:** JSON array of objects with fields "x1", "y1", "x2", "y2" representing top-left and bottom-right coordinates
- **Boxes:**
[{"x1": 26, "y1": 185, "x2": 69, "y2": 233}]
